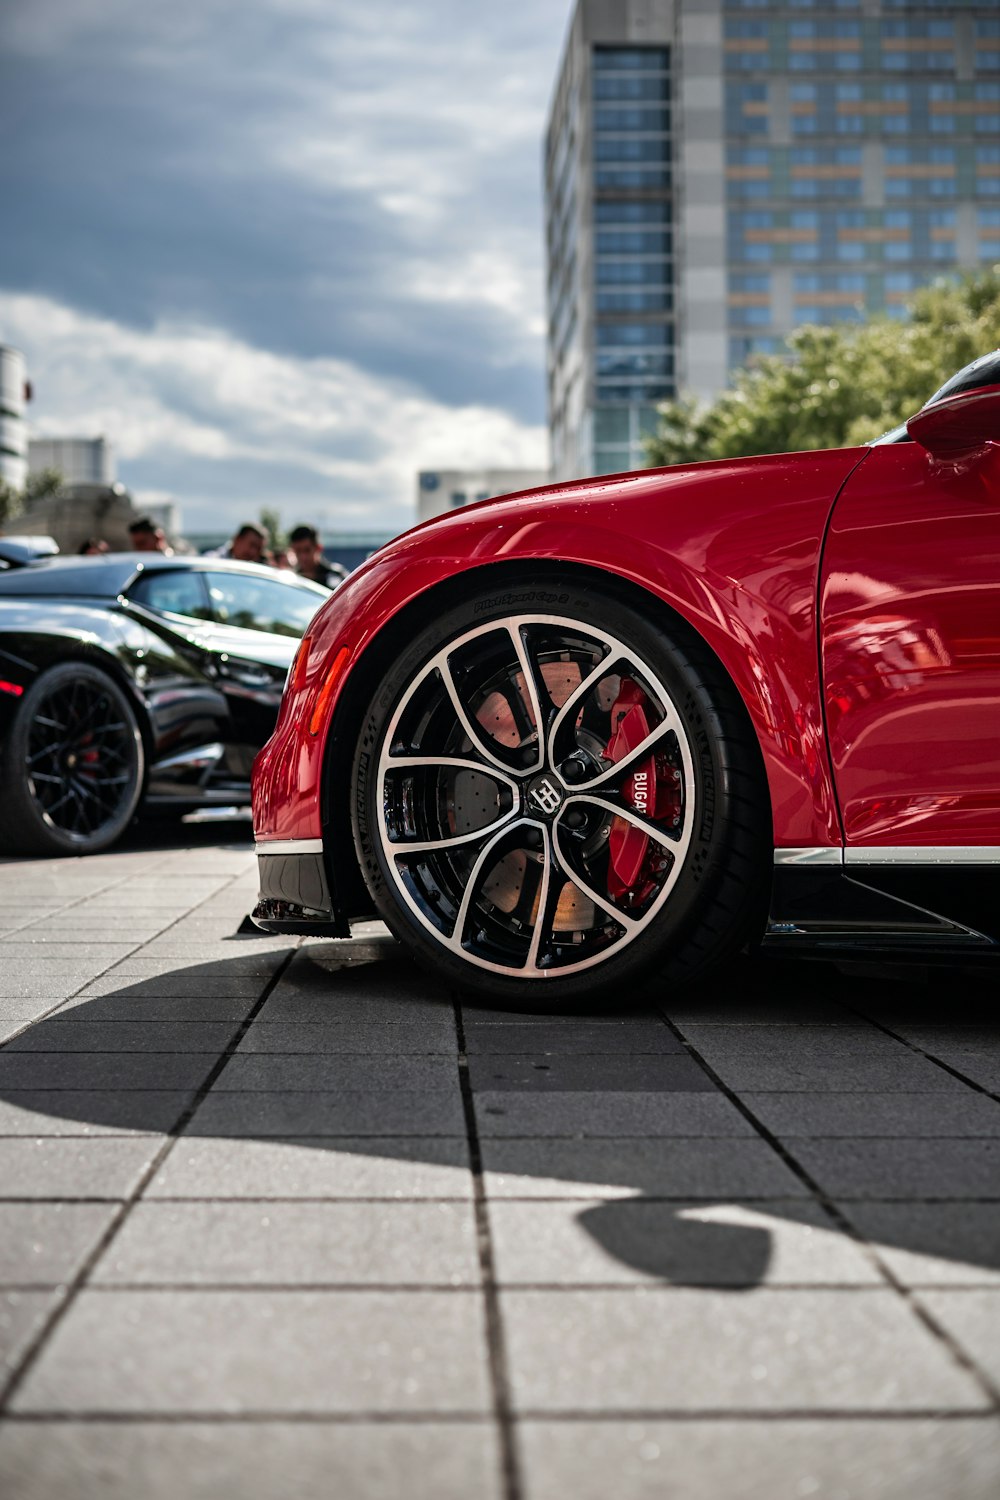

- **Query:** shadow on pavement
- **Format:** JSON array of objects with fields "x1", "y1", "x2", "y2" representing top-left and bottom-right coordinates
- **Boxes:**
[{"x1": 1, "y1": 941, "x2": 998, "y2": 1290}]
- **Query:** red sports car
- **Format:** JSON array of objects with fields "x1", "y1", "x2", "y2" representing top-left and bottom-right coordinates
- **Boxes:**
[{"x1": 252, "y1": 353, "x2": 1000, "y2": 1002}]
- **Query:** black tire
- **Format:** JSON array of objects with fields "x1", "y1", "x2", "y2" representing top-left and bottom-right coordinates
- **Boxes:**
[
  {"x1": 351, "y1": 579, "x2": 770, "y2": 1005},
  {"x1": 0, "y1": 661, "x2": 145, "y2": 857}
]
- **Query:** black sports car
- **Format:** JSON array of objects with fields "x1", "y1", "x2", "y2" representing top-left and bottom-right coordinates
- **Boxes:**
[{"x1": 0, "y1": 550, "x2": 330, "y2": 856}]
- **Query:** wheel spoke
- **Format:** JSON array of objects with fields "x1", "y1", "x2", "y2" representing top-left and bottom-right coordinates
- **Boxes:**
[
  {"x1": 550, "y1": 826, "x2": 642, "y2": 932},
  {"x1": 390, "y1": 807, "x2": 521, "y2": 857},
  {"x1": 450, "y1": 819, "x2": 543, "y2": 954},
  {"x1": 385, "y1": 754, "x2": 519, "y2": 792},
  {"x1": 435, "y1": 652, "x2": 521, "y2": 774},
  {"x1": 544, "y1": 649, "x2": 621, "y2": 765},
  {"x1": 565, "y1": 792, "x2": 692, "y2": 857},
  {"x1": 524, "y1": 826, "x2": 557, "y2": 972},
  {"x1": 507, "y1": 624, "x2": 545, "y2": 773},
  {"x1": 583, "y1": 714, "x2": 678, "y2": 791}
]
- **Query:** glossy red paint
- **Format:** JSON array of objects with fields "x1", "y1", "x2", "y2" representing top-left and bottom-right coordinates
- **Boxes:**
[
  {"x1": 822, "y1": 438, "x2": 1000, "y2": 846},
  {"x1": 907, "y1": 384, "x2": 1000, "y2": 460},
  {"x1": 253, "y1": 449, "x2": 865, "y2": 850}
]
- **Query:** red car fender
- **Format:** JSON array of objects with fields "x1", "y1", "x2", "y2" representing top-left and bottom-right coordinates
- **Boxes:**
[{"x1": 254, "y1": 449, "x2": 868, "y2": 847}]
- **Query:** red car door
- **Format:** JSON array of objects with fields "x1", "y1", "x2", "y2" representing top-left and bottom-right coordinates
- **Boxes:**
[{"x1": 821, "y1": 412, "x2": 1000, "y2": 849}]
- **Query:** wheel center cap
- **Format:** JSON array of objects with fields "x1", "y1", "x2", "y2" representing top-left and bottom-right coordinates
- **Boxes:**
[
  {"x1": 65, "y1": 752, "x2": 77, "y2": 770},
  {"x1": 525, "y1": 774, "x2": 564, "y2": 818}
]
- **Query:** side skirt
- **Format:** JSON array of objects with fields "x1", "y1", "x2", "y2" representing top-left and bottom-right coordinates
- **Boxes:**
[{"x1": 765, "y1": 847, "x2": 1000, "y2": 959}]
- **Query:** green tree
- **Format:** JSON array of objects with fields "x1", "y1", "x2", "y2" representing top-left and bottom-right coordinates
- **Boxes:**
[
  {"x1": 645, "y1": 268, "x2": 1000, "y2": 468},
  {"x1": 258, "y1": 506, "x2": 285, "y2": 551},
  {"x1": 0, "y1": 467, "x2": 63, "y2": 527}
]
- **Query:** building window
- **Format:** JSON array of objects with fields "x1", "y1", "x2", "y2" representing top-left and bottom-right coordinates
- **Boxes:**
[{"x1": 594, "y1": 47, "x2": 669, "y2": 71}]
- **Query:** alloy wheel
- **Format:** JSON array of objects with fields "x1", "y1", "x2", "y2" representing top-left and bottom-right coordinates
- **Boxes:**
[{"x1": 375, "y1": 614, "x2": 696, "y2": 978}]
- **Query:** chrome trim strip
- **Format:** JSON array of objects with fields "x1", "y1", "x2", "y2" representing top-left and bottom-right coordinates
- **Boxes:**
[
  {"x1": 846, "y1": 847, "x2": 1000, "y2": 866},
  {"x1": 773, "y1": 847, "x2": 843, "y2": 866},
  {"x1": 255, "y1": 838, "x2": 324, "y2": 857}
]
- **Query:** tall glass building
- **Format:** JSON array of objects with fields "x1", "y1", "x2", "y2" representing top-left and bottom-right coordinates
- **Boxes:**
[{"x1": 545, "y1": 0, "x2": 1000, "y2": 481}]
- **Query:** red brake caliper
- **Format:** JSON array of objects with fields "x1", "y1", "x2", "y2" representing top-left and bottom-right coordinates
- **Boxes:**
[{"x1": 603, "y1": 679, "x2": 679, "y2": 904}]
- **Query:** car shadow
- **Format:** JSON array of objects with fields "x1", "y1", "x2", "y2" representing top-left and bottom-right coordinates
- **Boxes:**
[{"x1": 1, "y1": 941, "x2": 998, "y2": 1291}]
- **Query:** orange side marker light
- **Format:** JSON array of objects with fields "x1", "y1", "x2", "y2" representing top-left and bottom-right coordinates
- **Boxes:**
[{"x1": 309, "y1": 645, "x2": 350, "y2": 735}]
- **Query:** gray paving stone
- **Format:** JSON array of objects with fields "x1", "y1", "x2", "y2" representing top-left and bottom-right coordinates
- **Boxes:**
[
  {"x1": 500, "y1": 1288, "x2": 988, "y2": 1412},
  {"x1": 0, "y1": 1290, "x2": 61, "y2": 1373},
  {"x1": 489, "y1": 1199, "x2": 880, "y2": 1288},
  {"x1": 0, "y1": 1420, "x2": 503, "y2": 1500},
  {"x1": 103, "y1": 954, "x2": 290, "y2": 978},
  {"x1": 0, "y1": 1053, "x2": 218, "y2": 1092},
  {"x1": 663, "y1": 999, "x2": 856, "y2": 1028},
  {"x1": 3, "y1": 928, "x2": 152, "y2": 947},
  {"x1": 12, "y1": 1289, "x2": 492, "y2": 1414},
  {"x1": 187, "y1": 1089, "x2": 468, "y2": 1137},
  {"x1": 916, "y1": 1290, "x2": 1000, "y2": 1390},
  {"x1": 92, "y1": 1201, "x2": 480, "y2": 1286},
  {"x1": 235, "y1": 1020, "x2": 457, "y2": 1054},
  {"x1": 904, "y1": 1048, "x2": 1000, "y2": 1094},
  {"x1": 839, "y1": 1202, "x2": 1000, "y2": 1286},
  {"x1": 516, "y1": 1419, "x2": 1000, "y2": 1500},
  {"x1": 256, "y1": 991, "x2": 451, "y2": 1023},
  {"x1": 460, "y1": 1004, "x2": 658, "y2": 1024},
  {"x1": 480, "y1": 1137, "x2": 805, "y2": 1199},
  {"x1": 0, "y1": 1137, "x2": 161, "y2": 1199},
  {"x1": 788, "y1": 1139, "x2": 1000, "y2": 1199},
  {"x1": 0, "y1": 1203, "x2": 115, "y2": 1284},
  {"x1": 740, "y1": 1091, "x2": 1000, "y2": 1138},
  {"x1": 50, "y1": 994, "x2": 260, "y2": 1023},
  {"x1": 76, "y1": 976, "x2": 266, "y2": 1000},
  {"x1": 148, "y1": 1136, "x2": 470, "y2": 1198},
  {"x1": 467, "y1": 1053, "x2": 714, "y2": 1092},
  {"x1": 0, "y1": 945, "x2": 137, "y2": 963},
  {"x1": 473, "y1": 1091, "x2": 755, "y2": 1137},
  {"x1": 3, "y1": 1022, "x2": 241, "y2": 1053},
  {"x1": 0, "y1": 972, "x2": 109, "y2": 1002},
  {"x1": 462, "y1": 1022, "x2": 685, "y2": 1054},
  {"x1": 677, "y1": 1025, "x2": 966, "y2": 1092},
  {"x1": 0, "y1": 1091, "x2": 191, "y2": 1136},
  {"x1": 213, "y1": 1055, "x2": 459, "y2": 1092}
]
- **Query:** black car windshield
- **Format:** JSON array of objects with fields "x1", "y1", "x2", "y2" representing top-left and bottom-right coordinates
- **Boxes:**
[
  {"x1": 129, "y1": 567, "x2": 325, "y2": 637},
  {"x1": 202, "y1": 570, "x2": 324, "y2": 637}
]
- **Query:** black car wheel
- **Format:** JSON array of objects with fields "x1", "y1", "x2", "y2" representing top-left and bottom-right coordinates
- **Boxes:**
[
  {"x1": 352, "y1": 581, "x2": 770, "y2": 1004},
  {"x1": 0, "y1": 662, "x2": 145, "y2": 856}
]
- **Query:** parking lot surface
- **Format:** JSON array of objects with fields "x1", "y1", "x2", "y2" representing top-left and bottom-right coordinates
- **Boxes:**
[{"x1": 0, "y1": 830, "x2": 998, "y2": 1498}]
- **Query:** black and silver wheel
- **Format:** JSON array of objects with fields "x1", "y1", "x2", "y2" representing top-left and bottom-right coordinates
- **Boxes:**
[
  {"x1": 0, "y1": 662, "x2": 145, "y2": 856},
  {"x1": 352, "y1": 581, "x2": 770, "y2": 1004}
]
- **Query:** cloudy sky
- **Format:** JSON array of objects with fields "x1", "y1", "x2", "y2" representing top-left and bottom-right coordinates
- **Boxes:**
[{"x1": 0, "y1": 0, "x2": 572, "y2": 536}]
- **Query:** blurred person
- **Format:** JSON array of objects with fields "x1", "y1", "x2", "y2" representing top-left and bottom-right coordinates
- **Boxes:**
[
  {"x1": 77, "y1": 537, "x2": 109, "y2": 555},
  {"x1": 207, "y1": 522, "x2": 268, "y2": 563},
  {"x1": 128, "y1": 517, "x2": 172, "y2": 554},
  {"x1": 288, "y1": 525, "x2": 345, "y2": 588}
]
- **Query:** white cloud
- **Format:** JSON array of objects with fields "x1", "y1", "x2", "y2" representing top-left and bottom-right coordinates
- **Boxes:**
[{"x1": 1, "y1": 291, "x2": 548, "y2": 534}]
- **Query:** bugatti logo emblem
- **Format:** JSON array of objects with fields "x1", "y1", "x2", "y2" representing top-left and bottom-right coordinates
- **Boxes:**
[{"x1": 528, "y1": 777, "x2": 563, "y2": 815}]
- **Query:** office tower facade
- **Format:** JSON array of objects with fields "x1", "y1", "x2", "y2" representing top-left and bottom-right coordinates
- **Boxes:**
[{"x1": 545, "y1": 0, "x2": 1000, "y2": 481}]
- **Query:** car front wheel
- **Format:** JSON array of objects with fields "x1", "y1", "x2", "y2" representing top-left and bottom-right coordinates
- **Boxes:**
[
  {"x1": 351, "y1": 580, "x2": 770, "y2": 1005},
  {"x1": 0, "y1": 662, "x2": 145, "y2": 856}
]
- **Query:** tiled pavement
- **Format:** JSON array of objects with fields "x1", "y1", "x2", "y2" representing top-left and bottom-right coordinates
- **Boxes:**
[{"x1": 0, "y1": 833, "x2": 998, "y2": 1498}]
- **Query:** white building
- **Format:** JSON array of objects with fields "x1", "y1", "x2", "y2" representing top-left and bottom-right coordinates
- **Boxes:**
[
  {"x1": 0, "y1": 345, "x2": 29, "y2": 491},
  {"x1": 416, "y1": 466, "x2": 551, "y2": 524},
  {"x1": 28, "y1": 435, "x2": 114, "y2": 486}
]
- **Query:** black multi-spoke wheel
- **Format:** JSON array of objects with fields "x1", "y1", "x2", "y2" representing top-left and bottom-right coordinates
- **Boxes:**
[
  {"x1": 352, "y1": 581, "x2": 770, "y2": 1003},
  {"x1": 0, "y1": 662, "x2": 145, "y2": 856}
]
